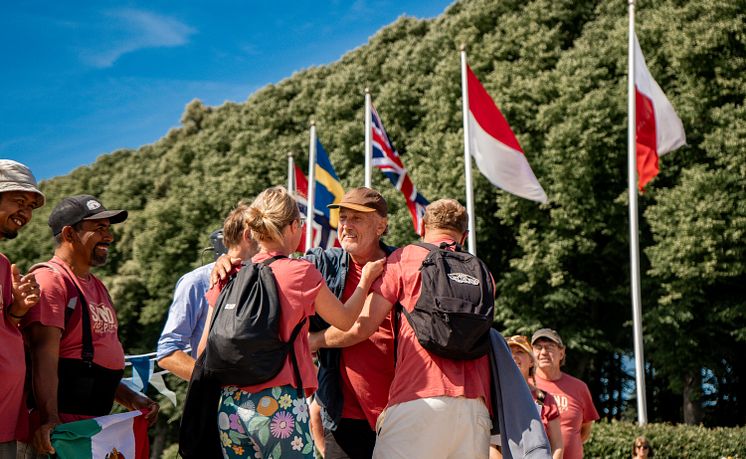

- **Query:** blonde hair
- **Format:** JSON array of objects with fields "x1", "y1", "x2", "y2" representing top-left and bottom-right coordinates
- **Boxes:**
[
  {"x1": 222, "y1": 201, "x2": 252, "y2": 249},
  {"x1": 423, "y1": 198, "x2": 468, "y2": 233},
  {"x1": 632, "y1": 436, "x2": 654, "y2": 457},
  {"x1": 246, "y1": 186, "x2": 300, "y2": 244}
]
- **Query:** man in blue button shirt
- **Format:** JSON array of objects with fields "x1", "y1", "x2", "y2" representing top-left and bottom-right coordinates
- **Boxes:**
[{"x1": 156, "y1": 203, "x2": 257, "y2": 380}]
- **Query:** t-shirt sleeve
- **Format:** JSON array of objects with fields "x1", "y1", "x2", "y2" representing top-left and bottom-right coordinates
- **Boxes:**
[
  {"x1": 581, "y1": 383, "x2": 600, "y2": 422},
  {"x1": 298, "y1": 263, "x2": 324, "y2": 316},
  {"x1": 157, "y1": 272, "x2": 204, "y2": 360},
  {"x1": 0, "y1": 255, "x2": 13, "y2": 310},
  {"x1": 542, "y1": 392, "x2": 561, "y2": 422},
  {"x1": 372, "y1": 250, "x2": 402, "y2": 305},
  {"x1": 23, "y1": 267, "x2": 68, "y2": 330}
]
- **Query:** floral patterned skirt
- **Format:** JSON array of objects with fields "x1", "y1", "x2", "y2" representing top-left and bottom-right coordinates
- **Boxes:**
[{"x1": 218, "y1": 385, "x2": 315, "y2": 459}]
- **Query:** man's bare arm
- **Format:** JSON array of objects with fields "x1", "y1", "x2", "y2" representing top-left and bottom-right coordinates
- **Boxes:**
[
  {"x1": 309, "y1": 292, "x2": 393, "y2": 351},
  {"x1": 580, "y1": 421, "x2": 593, "y2": 443},
  {"x1": 157, "y1": 350, "x2": 196, "y2": 381},
  {"x1": 28, "y1": 324, "x2": 62, "y2": 455}
]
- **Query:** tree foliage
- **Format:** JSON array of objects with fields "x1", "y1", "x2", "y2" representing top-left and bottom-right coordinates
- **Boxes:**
[{"x1": 4, "y1": 0, "x2": 744, "y2": 443}]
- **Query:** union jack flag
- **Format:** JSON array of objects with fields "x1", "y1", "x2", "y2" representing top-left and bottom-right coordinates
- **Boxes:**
[
  {"x1": 371, "y1": 103, "x2": 429, "y2": 235},
  {"x1": 293, "y1": 164, "x2": 340, "y2": 251}
]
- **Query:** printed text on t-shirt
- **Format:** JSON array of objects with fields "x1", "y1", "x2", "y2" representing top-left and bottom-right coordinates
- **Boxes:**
[{"x1": 88, "y1": 303, "x2": 117, "y2": 334}]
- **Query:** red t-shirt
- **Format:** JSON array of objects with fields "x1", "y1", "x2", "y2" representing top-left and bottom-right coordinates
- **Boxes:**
[
  {"x1": 23, "y1": 256, "x2": 125, "y2": 371},
  {"x1": 206, "y1": 253, "x2": 323, "y2": 395},
  {"x1": 0, "y1": 254, "x2": 25, "y2": 442},
  {"x1": 374, "y1": 239, "x2": 492, "y2": 412},
  {"x1": 535, "y1": 389, "x2": 560, "y2": 434},
  {"x1": 338, "y1": 258, "x2": 395, "y2": 430},
  {"x1": 535, "y1": 372, "x2": 600, "y2": 459}
]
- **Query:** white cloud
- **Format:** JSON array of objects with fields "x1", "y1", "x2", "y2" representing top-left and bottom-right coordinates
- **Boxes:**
[{"x1": 81, "y1": 9, "x2": 196, "y2": 68}]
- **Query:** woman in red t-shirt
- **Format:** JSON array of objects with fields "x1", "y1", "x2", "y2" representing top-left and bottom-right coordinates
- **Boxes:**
[
  {"x1": 199, "y1": 186, "x2": 383, "y2": 459},
  {"x1": 490, "y1": 335, "x2": 564, "y2": 459}
]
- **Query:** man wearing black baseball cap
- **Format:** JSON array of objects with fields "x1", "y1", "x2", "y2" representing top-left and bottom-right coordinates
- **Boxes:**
[{"x1": 20, "y1": 195, "x2": 158, "y2": 458}]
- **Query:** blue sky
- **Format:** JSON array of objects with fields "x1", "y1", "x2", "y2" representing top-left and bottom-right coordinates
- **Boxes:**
[{"x1": 1, "y1": 1, "x2": 453, "y2": 181}]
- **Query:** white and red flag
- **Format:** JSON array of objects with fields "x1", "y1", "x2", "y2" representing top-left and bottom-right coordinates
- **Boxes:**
[
  {"x1": 634, "y1": 33, "x2": 686, "y2": 191},
  {"x1": 466, "y1": 65, "x2": 547, "y2": 203}
]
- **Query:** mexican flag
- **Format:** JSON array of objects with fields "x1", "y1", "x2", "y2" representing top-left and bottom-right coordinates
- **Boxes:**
[{"x1": 50, "y1": 410, "x2": 149, "y2": 459}]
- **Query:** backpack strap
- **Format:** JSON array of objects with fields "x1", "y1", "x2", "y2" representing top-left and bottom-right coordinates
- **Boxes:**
[
  {"x1": 259, "y1": 254, "x2": 304, "y2": 398},
  {"x1": 287, "y1": 317, "x2": 308, "y2": 399},
  {"x1": 412, "y1": 241, "x2": 439, "y2": 252},
  {"x1": 412, "y1": 241, "x2": 462, "y2": 252},
  {"x1": 30, "y1": 260, "x2": 95, "y2": 364},
  {"x1": 261, "y1": 255, "x2": 287, "y2": 266}
]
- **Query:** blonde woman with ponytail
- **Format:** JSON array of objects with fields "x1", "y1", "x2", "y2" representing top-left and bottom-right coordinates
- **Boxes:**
[{"x1": 198, "y1": 186, "x2": 384, "y2": 459}]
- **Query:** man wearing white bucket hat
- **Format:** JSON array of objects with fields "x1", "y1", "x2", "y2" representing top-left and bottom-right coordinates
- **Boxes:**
[{"x1": 0, "y1": 159, "x2": 45, "y2": 458}]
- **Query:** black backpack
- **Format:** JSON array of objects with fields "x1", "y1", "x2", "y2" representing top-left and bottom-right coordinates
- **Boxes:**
[
  {"x1": 203, "y1": 256, "x2": 306, "y2": 388},
  {"x1": 180, "y1": 256, "x2": 307, "y2": 459},
  {"x1": 400, "y1": 242, "x2": 495, "y2": 360}
]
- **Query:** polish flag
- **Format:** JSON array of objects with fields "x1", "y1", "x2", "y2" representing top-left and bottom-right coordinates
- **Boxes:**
[
  {"x1": 466, "y1": 65, "x2": 547, "y2": 203},
  {"x1": 634, "y1": 33, "x2": 686, "y2": 191}
]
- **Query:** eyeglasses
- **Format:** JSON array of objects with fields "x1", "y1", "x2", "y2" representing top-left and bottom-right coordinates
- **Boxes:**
[
  {"x1": 636, "y1": 444, "x2": 649, "y2": 450},
  {"x1": 297, "y1": 216, "x2": 307, "y2": 227},
  {"x1": 532, "y1": 342, "x2": 560, "y2": 352}
]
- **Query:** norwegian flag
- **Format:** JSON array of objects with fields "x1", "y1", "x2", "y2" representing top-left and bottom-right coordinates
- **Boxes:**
[
  {"x1": 293, "y1": 164, "x2": 340, "y2": 252},
  {"x1": 370, "y1": 103, "x2": 429, "y2": 235}
]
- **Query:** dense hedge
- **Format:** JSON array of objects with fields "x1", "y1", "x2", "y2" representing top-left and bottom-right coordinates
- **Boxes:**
[{"x1": 585, "y1": 420, "x2": 746, "y2": 459}]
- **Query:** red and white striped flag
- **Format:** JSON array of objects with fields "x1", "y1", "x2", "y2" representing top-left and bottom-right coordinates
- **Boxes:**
[
  {"x1": 634, "y1": 33, "x2": 686, "y2": 191},
  {"x1": 466, "y1": 65, "x2": 547, "y2": 203}
]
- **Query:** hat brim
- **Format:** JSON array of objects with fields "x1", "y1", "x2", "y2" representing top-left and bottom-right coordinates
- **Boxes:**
[
  {"x1": 0, "y1": 183, "x2": 46, "y2": 208},
  {"x1": 327, "y1": 203, "x2": 376, "y2": 213},
  {"x1": 508, "y1": 341, "x2": 536, "y2": 360},
  {"x1": 531, "y1": 332, "x2": 563, "y2": 346},
  {"x1": 82, "y1": 209, "x2": 128, "y2": 224}
]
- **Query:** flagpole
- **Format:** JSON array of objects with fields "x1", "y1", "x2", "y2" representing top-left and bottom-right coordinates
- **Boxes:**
[
  {"x1": 306, "y1": 121, "x2": 317, "y2": 250},
  {"x1": 628, "y1": 0, "x2": 648, "y2": 426},
  {"x1": 460, "y1": 45, "x2": 477, "y2": 255},
  {"x1": 287, "y1": 152, "x2": 295, "y2": 194},
  {"x1": 364, "y1": 88, "x2": 373, "y2": 187}
]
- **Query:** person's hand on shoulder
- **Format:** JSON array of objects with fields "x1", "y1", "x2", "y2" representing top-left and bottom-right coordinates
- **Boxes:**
[
  {"x1": 210, "y1": 255, "x2": 242, "y2": 287},
  {"x1": 360, "y1": 258, "x2": 386, "y2": 287}
]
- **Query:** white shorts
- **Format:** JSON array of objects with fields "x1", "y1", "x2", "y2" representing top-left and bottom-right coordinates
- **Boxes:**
[{"x1": 373, "y1": 396, "x2": 492, "y2": 459}]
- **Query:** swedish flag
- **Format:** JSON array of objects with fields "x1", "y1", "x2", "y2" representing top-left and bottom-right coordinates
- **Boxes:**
[{"x1": 314, "y1": 139, "x2": 345, "y2": 228}]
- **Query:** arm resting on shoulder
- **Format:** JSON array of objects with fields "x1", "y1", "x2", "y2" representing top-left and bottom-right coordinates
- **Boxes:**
[
  {"x1": 310, "y1": 292, "x2": 393, "y2": 351},
  {"x1": 314, "y1": 259, "x2": 384, "y2": 331}
]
